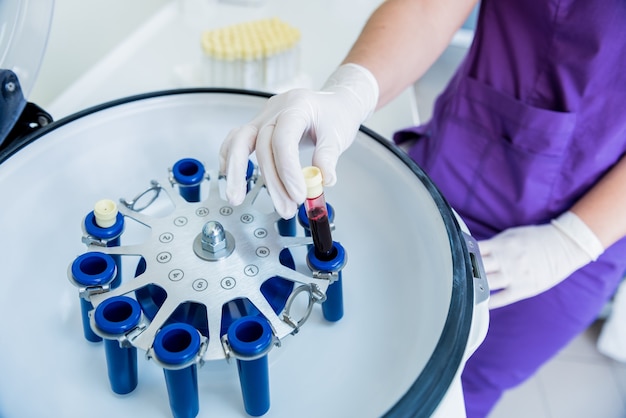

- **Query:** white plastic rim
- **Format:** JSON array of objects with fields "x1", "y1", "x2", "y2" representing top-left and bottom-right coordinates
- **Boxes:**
[{"x1": 0, "y1": 89, "x2": 475, "y2": 417}]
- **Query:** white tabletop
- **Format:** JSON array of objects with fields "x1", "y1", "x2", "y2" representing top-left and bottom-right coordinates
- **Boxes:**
[{"x1": 48, "y1": 0, "x2": 420, "y2": 140}]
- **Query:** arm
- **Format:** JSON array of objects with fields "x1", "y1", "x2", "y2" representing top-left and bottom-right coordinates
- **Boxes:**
[
  {"x1": 220, "y1": 0, "x2": 477, "y2": 218},
  {"x1": 481, "y1": 155, "x2": 626, "y2": 309},
  {"x1": 571, "y1": 154, "x2": 626, "y2": 248},
  {"x1": 343, "y1": 0, "x2": 478, "y2": 108}
]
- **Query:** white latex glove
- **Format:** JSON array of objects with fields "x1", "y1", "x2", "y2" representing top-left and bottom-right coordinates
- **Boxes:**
[
  {"x1": 479, "y1": 211, "x2": 604, "y2": 309},
  {"x1": 219, "y1": 63, "x2": 379, "y2": 219}
]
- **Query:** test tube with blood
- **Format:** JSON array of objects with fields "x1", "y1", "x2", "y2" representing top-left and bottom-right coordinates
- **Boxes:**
[
  {"x1": 302, "y1": 166, "x2": 334, "y2": 259},
  {"x1": 302, "y1": 166, "x2": 346, "y2": 322}
]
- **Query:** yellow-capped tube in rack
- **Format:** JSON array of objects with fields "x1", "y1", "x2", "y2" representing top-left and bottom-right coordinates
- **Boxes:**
[{"x1": 94, "y1": 199, "x2": 119, "y2": 228}]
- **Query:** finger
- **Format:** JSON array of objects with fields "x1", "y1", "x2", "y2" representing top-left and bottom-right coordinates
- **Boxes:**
[
  {"x1": 256, "y1": 123, "x2": 298, "y2": 218},
  {"x1": 271, "y1": 109, "x2": 309, "y2": 203},
  {"x1": 312, "y1": 133, "x2": 342, "y2": 187},
  {"x1": 222, "y1": 125, "x2": 258, "y2": 206},
  {"x1": 484, "y1": 269, "x2": 507, "y2": 291},
  {"x1": 480, "y1": 251, "x2": 500, "y2": 275},
  {"x1": 477, "y1": 238, "x2": 495, "y2": 257}
]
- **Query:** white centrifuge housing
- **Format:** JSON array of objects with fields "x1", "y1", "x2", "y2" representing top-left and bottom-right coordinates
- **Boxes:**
[{"x1": 0, "y1": 1, "x2": 488, "y2": 417}]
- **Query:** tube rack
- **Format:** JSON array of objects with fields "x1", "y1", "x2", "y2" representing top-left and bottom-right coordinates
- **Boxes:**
[
  {"x1": 68, "y1": 158, "x2": 347, "y2": 417},
  {"x1": 201, "y1": 17, "x2": 301, "y2": 90}
]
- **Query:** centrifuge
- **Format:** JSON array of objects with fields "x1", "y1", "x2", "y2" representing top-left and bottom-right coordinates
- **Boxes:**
[{"x1": 0, "y1": 1, "x2": 489, "y2": 417}]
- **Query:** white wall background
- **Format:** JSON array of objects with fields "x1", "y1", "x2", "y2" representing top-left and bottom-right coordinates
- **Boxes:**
[{"x1": 30, "y1": 0, "x2": 169, "y2": 108}]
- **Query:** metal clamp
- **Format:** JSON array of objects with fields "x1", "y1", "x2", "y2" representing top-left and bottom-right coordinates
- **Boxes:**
[
  {"x1": 168, "y1": 168, "x2": 211, "y2": 186},
  {"x1": 312, "y1": 270, "x2": 340, "y2": 284},
  {"x1": 77, "y1": 284, "x2": 112, "y2": 301},
  {"x1": 120, "y1": 180, "x2": 162, "y2": 211},
  {"x1": 88, "y1": 312, "x2": 149, "y2": 348},
  {"x1": 281, "y1": 284, "x2": 326, "y2": 334},
  {"x1": 220, "y1": 333, "x2": 278, "y2": 363}
]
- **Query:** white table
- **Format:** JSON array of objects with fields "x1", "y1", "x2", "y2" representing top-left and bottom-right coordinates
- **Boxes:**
[{"x1": 48, "y1": 0, "x2": 419, "y2": 140}]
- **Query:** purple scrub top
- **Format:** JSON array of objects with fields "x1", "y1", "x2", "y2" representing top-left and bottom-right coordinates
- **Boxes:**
[
  {"x1": 394, "y1": 2, "x2": 626, "y2": 414},
  {"x1": 395, "y1": 0, "x2": 626, "y2": 241}
]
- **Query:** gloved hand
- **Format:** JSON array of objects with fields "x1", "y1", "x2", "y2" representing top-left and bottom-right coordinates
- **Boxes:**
[
  {"x1": 219, "y1": 63, "x2": 379, "y2": 219},
  {"x1": 479, "y1": 211, "x2": 604, "y2": 309}
]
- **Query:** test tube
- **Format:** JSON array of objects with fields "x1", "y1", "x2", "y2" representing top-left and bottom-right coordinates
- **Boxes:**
[
  {"x1": 93, "y1": 296, "x2": 142, "y2": 394},
  {"x1": 227, "y1": 316, "x2": 274, "y2": 417},
  {"x1": 302, "y1": 166, "x2": 347, "y2": 322},
  {"x1": 84, "y1": 199, "x2": 124, "y2": 288},
  {"x1": 153, "y1": 323, "x2": 202, "y2": 418},
  {"x1": 302, "y1": 166, "x2": 334, "y2": 259},
  {"x1": 297, "y1": 202, "x2": 335, "y2": 245},
  {"x1": 172, "y1": 158, "x2": 206, "y2": 203},
  {"x1": 69, "y1": 252, "x2": 117, "y2": 342}
]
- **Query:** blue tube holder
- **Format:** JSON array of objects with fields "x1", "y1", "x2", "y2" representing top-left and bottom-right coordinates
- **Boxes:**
[
  {"x1": 93, "y1": 296, "x2": 142, "y2": 394},
  {"x1": 172, "y1": 158, "x2": 205, "y2": 203},
  {"x1": 227, "y1": 316, "x2": 274, "y2": 417},
  {"x1": 306, "y1": 241, "x2": 347, "y2": 322},
  {"x1": 70, "y1": 252, "x2": 117, "y2": 342},
  {"x1": 83, "y1": 210, "x2": 124, "y2": 288},
  {"x1": 153, "y1": 323, "x2": 202, "y2": 418},
  {"x1": 277, "y1": 216, "x2": 296, "y2": 237}
]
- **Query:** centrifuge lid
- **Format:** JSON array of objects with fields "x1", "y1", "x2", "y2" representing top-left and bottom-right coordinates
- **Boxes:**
[{"x1": 0, "y1": 0, "x2": 54, "y2": 144}]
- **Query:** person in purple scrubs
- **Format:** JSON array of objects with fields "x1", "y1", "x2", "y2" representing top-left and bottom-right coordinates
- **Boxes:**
[{"x1": 219, "y1": 0, "x2": 626, "y2": 416}]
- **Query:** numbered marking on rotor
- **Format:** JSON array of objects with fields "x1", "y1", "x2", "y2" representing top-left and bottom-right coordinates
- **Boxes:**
[
  {"x1": 244, "y1": 264, "x2": 259, "y2": 277},
  {"x1": 254, "y1": 228, "x2": 268, "y2": 238},
  {"x1": 240, "y1": 213, "x2": 254, "y2": 224},
  {"x1": 192, "y1": 279, "x2": 208, "y2": 291},
  {"x1": 256, "y1": 247, "x2": 270, "y2": 258},
  {"x1": 169, "y1": 269, "x2": 184, "y2": 281},
  {"x1": 159, "y1": 232, "x2": 174, "y2": 243},
  {"x1": 173, "y1": 216, "x2": 188, "y2": 227},
  {"x1": 156, "y1": 252, "x2": 172, "y2": 263},
  {"x1": 220, "y1": 277, "x2": 236, "y2": 290},
  {"x1": 196, "y1": 207, "x2": 209, "y2": 217},
  {"x1": 219, "y1": 206, "x2": 233, "y2": 216}
]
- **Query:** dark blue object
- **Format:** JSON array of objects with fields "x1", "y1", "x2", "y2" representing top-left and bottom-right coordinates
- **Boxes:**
[
  {"x1": 307, "y1": 241, "x2": 347, "y2": 322},
  {"x1": 93, "y1": 296, "x2": 142, "y2": 394},
  {"x1": 219, "y1": 249, "x2": 295, "y2": 336},
  {"x1": 245, "y1": 159, "x2": 255, "y2": 193},
  {"x1": 227, "y1": 316, "x2": 273, "y2": 417},
  {"x1": 172, "y1": 158, "x2": 205, "y2": 202},
  {"x1": 135, "y1": 249, "x2": 295, "y2": 341},
  {"x1": 70, "y1": 252, "x2": 117, "y2": 342},
  {"x1": 277, "y1": 216, "x2": 296, "y2": 237},
  {"x1": 84, "y1": 211, "x2": 124, "y2": 288},
  {"x1": 153, "y1": 323, "x2": 201, "y2": 418}
]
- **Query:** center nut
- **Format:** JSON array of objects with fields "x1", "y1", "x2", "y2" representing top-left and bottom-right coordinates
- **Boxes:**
[{"x1": 193, "y1": 220, "x2": 235, "y2": 261}]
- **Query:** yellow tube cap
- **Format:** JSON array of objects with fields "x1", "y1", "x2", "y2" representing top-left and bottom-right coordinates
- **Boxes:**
[
  {"x1": 302, "y1": 166, "x2": 324, "y2": 199},
  {"x1": 94, "y1": 199, "x2": 118, "y2": 228}
]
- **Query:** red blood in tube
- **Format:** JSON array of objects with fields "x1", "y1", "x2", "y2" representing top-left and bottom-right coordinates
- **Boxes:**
[{"x1": 308, "y1": 206, "x2": 333, "y2": 257}]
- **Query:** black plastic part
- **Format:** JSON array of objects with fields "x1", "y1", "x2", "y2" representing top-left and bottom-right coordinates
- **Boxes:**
[{"x1": 0, "y1": 69, "x2": 52, "y2": 154}]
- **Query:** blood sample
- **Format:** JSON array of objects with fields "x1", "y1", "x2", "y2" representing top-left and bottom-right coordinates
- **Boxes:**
[{"x1": 302, "y1": 166, "x2": 334, "y2": 259}]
